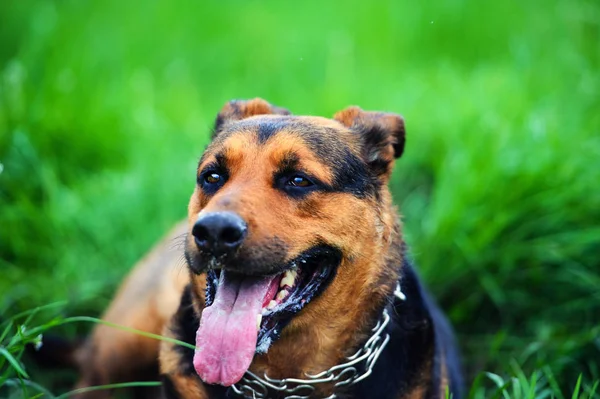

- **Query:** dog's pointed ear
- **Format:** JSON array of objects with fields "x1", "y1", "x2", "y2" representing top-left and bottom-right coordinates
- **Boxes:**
[
  {"x1": 334, "y1": 106, "x2": 405, "y2": 176},
  {"x1": 213, "y1": 98, "x2": 291, "y2": 138}
]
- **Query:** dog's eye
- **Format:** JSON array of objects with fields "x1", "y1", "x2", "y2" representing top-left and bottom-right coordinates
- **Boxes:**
[
  {"x1": 205, "y1": 173, "x2": 222, "y2": 184},
  {"x1": 198, "y1": 169, "x2": 227, "y2": 193},
  {"x1": 287, "y1": 176, "x2": 313, "y2": 188}
]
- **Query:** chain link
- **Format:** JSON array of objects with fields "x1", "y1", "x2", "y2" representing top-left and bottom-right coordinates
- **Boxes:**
[{"x1": 230, "y1": 282, "x2": 405, "y2": 399}]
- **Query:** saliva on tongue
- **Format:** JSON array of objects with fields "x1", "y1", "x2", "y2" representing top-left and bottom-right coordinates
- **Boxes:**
[{"x1": 193, "y1": 270, "x2": 279, "y2": 386}]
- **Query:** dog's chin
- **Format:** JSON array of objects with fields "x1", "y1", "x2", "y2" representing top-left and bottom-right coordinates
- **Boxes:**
[{"x1": 202, "y1": 244, "x2": 342, "y2": 353}]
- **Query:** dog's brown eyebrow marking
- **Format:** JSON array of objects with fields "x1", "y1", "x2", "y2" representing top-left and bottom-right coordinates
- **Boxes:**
[
  {"x1": 197, "y1": 151, "x2": 226, "y2": 173},
  {"x1": 198, "y1": 149, "x2": 216, "y2": 169},
  {"x1": 199, "y1": 139, "x2": 248, "y2": 173}
]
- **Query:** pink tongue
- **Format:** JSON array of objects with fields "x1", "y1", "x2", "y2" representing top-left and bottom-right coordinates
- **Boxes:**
[{"x1": 193, "y1": 271, "x2": 276, "y2": 386}]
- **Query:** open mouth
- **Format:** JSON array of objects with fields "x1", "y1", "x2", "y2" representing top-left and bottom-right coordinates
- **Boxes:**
[{"x1": 193, "y1": 245, "x2": 341, "y2": 387}]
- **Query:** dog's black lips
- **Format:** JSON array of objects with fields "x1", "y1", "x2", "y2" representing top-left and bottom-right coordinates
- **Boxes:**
[{"x1": 204, "y1": 244, "x2": 342, "y2": 353}]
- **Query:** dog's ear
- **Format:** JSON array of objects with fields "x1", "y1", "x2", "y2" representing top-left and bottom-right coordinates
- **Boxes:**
[
  {"x1": 213, "y1": 98, "x2": 291, "y2": 138},
  {"x1": 334, "y1": 106, "x2": 405, "y2": 176}
]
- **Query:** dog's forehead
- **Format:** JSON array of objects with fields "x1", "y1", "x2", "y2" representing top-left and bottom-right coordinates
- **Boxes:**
[
  {"x1": 200, "y1": 115, "x2": 375, "y2": 197},
  {"x1": 209, "y1": 115, "x2": 361, "y2": 160}
]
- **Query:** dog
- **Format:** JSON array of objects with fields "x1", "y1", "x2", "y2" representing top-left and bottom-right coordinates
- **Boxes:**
[{"x1": 45, "y1": 99, "x2": 463, "y2": 399}]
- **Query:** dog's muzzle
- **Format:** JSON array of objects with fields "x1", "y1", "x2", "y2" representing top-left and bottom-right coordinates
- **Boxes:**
[{"x1": 192, "y1": 211, "x2": 247, "y2": 256}]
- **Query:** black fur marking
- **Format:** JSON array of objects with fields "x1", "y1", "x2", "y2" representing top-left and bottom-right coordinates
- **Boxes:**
[
  {"x1": 330, "y1": 147, "x2": 379, "y2": 198},
  {"x1": 348, "y1": 260, "x2": 435, "y2": 399},
  {"x1": 213, "y1": 100, "x2": 244, "y2": 137},
  {"x1": 214, "y1": 152, "x2": 227, "y2": 167},
  {"x1": 356, "y1": 115, "x2": 405, "y2": 161},
  {"x1": 197, "y1": 143, "x2": 222, "y2": 169},
  {"x1": 161, "y1": 375, "x2": 181, "y2": 399},
  {"x1": 345, "y1": 257, "x2": 463, "y2": 399},
  {"x1": 274, "y1": 152, "x2": 300, "y2": 175},
  {"x1": 257, "y1": 119, "x2": 288, "y2": 143},
  {"x1": 363, "y1": 124, "x2": 394, "y2": 175},
  {"x1": 26, "y1": 334, "x2": 81, "y2": 368},
  {"x1": 170, "y1": 285, "x2": 200, "y2": 376},
  {"x1": 213, "y1": 114, "x2": 225, "y2": 138},
  {"x1": 430, "y1": 295, "x2": 465, "y2": 399},
  {"x1": 205, "y1": 384, "x2": 230, "y2": 398}
]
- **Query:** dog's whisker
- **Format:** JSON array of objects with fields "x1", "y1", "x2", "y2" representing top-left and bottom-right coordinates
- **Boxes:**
[{"x1": 169, "y1": 232, "x2": 188, "y2": 251}]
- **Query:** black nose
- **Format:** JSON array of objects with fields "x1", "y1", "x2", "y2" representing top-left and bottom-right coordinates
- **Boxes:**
[{"x1": 192, "y1": 212, "x2": 247, "y2": 255}]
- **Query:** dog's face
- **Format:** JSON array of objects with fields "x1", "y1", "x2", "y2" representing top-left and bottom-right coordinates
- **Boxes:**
[{"x1": 184, "y1": 98, "x2": 405, "y2": 387}]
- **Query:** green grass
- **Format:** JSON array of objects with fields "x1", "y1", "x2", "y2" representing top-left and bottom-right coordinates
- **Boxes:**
[{"x1": 1, "y1": 0, "x2": 599, "y2": 397}]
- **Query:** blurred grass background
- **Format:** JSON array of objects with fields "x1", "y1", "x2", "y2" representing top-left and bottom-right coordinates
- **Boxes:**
[{"x1": 1, "y1": 0, "x2": 599, "y2": 397}]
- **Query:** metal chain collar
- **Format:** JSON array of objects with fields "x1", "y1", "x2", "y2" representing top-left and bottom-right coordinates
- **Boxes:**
[{"x1": 230, "y1": 282, "x2": 406, "y2": 399}]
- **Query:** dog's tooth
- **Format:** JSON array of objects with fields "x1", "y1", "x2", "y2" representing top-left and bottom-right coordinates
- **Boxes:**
[
  {"x1": 280, "y1": 270, "x2": 296, "y2": 288},
  {"x1": 276, "y1": 290, "x2": 288, "y2": 301},
  {"x1": 256, "y1": 314, "x2": 262, "y2": 331},
  {"x1": 267, "y1": 300, "x2": 277, "y2": 310}
]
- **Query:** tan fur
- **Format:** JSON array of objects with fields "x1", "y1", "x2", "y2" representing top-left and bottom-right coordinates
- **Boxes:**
[
  {"x1": 72, "y1": 222, "x2": 189, "y2": 397},
  {"x1": 405, "y1": 386, "x2": 427, "y2": 399},
  {"x1": 159, "y1": 327, "x2": 211, "y2": 399}
]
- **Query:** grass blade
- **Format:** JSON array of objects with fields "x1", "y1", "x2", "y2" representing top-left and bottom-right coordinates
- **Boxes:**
[
  {"x1": 0, "y1": 347, "x2": 29, "y2": 378},
  {"x1": 572, "y1": 375, "x2": 583, "y2": 399},
  {"x1": 27, "y1": 316, "x2": 196, "y2": 351},
  {"x1": 3, "y1": 378, "x2": 56, "y2": 398}
]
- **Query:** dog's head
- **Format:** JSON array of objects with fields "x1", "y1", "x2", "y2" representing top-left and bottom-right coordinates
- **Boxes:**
[{"x1": 184, "y1": 98, "x2": 405, "y2": 386}]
